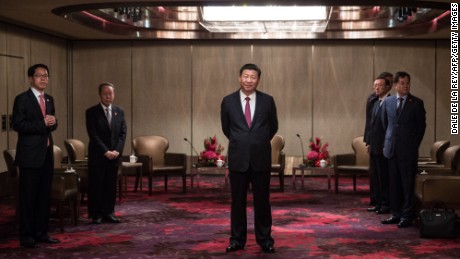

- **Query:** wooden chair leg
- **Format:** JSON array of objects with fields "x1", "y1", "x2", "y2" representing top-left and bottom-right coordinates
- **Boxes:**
[
  {"x1": 335, "y1": 175, "x2": 339, "y2": 194},
  {"x1": 182, "y1": 175, "x2": 186, "y2": 193},
  {"x1": 353, "y1": 175, "x2": 357, "y2": 191},
  {"x1": 59, "y1": 201, "x2": 64, "y2": 233},
  {"x1": 149, "y1": 175, "x2": 153, "y2": 196},
  {"x1": 279, "y1": 172, "x2": 284, "y2": 192},
  {"x1": 164, "y1": 176, "x2": 168, "y2": 192},
  {"x1": 73, "y1": 198, "x2": 78, "y2": 226}
]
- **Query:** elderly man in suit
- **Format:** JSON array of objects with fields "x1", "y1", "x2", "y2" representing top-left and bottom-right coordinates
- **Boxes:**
[
  {"x1": 367, "y1": 76, "x2": 392, "y2": 215},
  {"x1": 12, "y1": 63, "x2": 60, "y2": 248},
  {"x1": 221, "y1": 63, "x2": 278, "y2": 254},
  {"x1": 381, "y1": 71, "x2": 426, "y2": 228},
  {"x1": 364, "y1": 72, "x2": 393, "y2": 209},
  {"x1": 86, "y1": 82, "x2": 127, "y2": 224}
]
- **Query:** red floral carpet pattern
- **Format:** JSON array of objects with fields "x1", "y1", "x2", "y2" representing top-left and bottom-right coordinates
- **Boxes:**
[{"x1": 0, "y1": 175, "x2": 459, "y2": 258}]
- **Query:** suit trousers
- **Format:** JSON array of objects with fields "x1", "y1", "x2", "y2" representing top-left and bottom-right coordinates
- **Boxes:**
[
  {"x1": 229, "y1": 168, "x2": 274, "y2": 248},
  {"x1": 19, "y1": 146, "x2": 53, "y2": 241},
  {"x1": 388, "y1": 154, "x2": 417, "y2": 221},
  {"x1": 88, "y1": 164, "x2": 118, "y2": 219},
  {"x1": 369, "y1": 153, "x2": 390, "y2": 209}
]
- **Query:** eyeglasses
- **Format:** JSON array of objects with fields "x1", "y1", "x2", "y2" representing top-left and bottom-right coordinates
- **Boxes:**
[{"x1": 33, "y1": 74, "x2": 49, "y2": 79}]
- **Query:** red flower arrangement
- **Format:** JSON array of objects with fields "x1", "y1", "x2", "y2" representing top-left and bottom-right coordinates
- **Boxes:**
[
  {"x1": 306, "y1": 137, "x2": 331, "y2": 167},
  {"x1": 198, "y1": 136, "x2": 225, "y2": 167}
]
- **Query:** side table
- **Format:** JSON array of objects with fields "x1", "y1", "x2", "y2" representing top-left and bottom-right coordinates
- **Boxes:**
[
  {"x1": 191, "y1": 165, "x2": 228, "y2": 188},
  {"x1": 291, "y1": 165, "x2": 333, "y2": 191},
  {"x1": 121, "y1": 162, "x2": 143, "y2": 196}
]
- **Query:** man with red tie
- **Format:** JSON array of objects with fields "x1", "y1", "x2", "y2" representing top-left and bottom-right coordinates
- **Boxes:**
[
  {"x1": 12, "y1": 64, "x2": 59, "y2": 248},
  {"x1": 221, "y1": 64, "x2": 278, "y2": 253}
]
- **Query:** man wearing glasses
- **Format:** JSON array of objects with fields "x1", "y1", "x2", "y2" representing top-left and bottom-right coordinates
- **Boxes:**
[{"x1": 12, "y1": 64, "x2": 60, "y2": 248}]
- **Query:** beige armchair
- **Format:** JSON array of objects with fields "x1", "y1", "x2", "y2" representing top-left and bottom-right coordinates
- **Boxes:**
[
  {"x1": 132, "y1": 135, "x2": 187, "y2": 195},
  {"x1": 271, "y1": 135, "x2": 285, "y2": 192},
  {"x1": 415, "y1": 145, "x2": 460, "y2": 210},
  {"x1": 418, "y1": 140, "x2": 450, "y2": 165},
  {"x1": 63, "y1": 139, "x2": 89, "y2": 201},
  {"x1": 3, "y1": 147, "x2": 80, "y2": 232},
  {"x1": 333, "y1": 136, "x2": 370, "y2": 194},
  {"x1": 3, "y1": 150, "x2": 19, "y2": 220},
  {"x1": 64, "y1": 139, "x2": 88, "y2": 165}
]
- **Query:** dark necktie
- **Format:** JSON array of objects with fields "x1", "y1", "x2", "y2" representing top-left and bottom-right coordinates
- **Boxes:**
[
  {"x1": 396, "y1": 97, "x2": 404, "y2": 116},
  {"x1": 244, "y1": 97, "x2": 251, "y2": 127},
  {"x1": 373, "y1": 100, "x2": 381, "y2": 117},
  {"x1": 106, "y1": 107, "x2": 112, "y2": 125}
]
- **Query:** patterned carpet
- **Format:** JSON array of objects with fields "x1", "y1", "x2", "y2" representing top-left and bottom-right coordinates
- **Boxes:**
[{"x1": 0, "y1": 174, "x2": 459, "y2": 258}]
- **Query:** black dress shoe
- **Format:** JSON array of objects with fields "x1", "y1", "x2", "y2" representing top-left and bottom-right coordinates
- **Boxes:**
[
  {"x1": 397, "y1": 220, "x2": 413, "y2": 228},
  {"x1": 92, "y1": 217, "x2": 102, "y2": 224},
  {"x1": 226, "y1": 243, "x2": 243, "y2": 253},
  {"x1": 20, "y1": 238, "x2": 38, "y2": 248},
  {"x1": 381, "y1": 216, "x2": 400, "y2": 224},
  {"x1": 366, "y1": 206, "x2": 380, "y2": 212},
  {"x1": 37, "y1": 237, "x2": 60, "y2": 244},
  {"x1": 376, "y1": 208, "x2": 390, "y2": 214},
  {"x1": 102, "y1": 215, "x2": 121, "y2": 223},
  {"x1": 261, "y1": 245, "x2": 275, "y2": 253}
]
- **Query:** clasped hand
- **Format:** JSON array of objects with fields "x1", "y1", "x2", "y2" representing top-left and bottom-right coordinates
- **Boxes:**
[
  {"x1": 105, "y1": 150, "x2": 120, "y2": 160},
  {"x1": 44, "y1": 115, "x2": 56, "y2": 127}
]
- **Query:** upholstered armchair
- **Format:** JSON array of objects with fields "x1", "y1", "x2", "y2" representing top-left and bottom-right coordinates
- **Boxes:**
[
  {"x1": 3, "y1": 147, "x2": 80, "y2": 232},
  {"x1": 3, "y1": 150, "x2": 19, "y2": 220},
  {"x1": 418, "y1": 140, "x2": 450, "y2": 165},
  {"x1": 132, "y1": 135, "x2": 187, "y2": 195},
  {"x1": 52, "y1": 145, "x2": 80, "y2": 232},
  {"x1": 63, "y1": 139, "x2": 89, "y2": 201},
  {"x1": 271, "y1": 135, "x2": 285, "y2": 192},
  {"x1": 415, "y1": 145, "x2": 460, "y2": 210},
  {"x1": 333, "y1": 136, "x2": 370, "y2": 194},
  {"x1": 64, "y1": 139, "x2": 88, "y2": 165}
]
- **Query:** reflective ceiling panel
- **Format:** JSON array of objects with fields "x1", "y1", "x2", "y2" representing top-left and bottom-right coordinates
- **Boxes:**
[{"x1": 52, "y1": 2, "x2": 451, "y2": 39}]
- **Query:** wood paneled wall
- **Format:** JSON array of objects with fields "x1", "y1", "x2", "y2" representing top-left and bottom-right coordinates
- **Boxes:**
[
  {"x1": 71, "y1": 39, "x2": 458, "y2": 160},
  {"x1": 0, "y1": 23, "x2": 68, "y2": 173},
  {"x1": 0, "y1": 20, "x2": 457, "y2": 174}
]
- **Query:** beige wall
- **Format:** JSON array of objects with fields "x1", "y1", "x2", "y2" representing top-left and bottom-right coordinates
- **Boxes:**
[
  {"x1": 71, "y1": 39, "x2": 455, "y2": 164},
  {"x1": 1, "y1": 20, "x2": 457, "y2": 174},
  {"x1": 0, "y1": 23, "x2": 68, "y2": 173}
]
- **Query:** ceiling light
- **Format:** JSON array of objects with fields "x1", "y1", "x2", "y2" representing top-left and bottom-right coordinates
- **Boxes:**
[{"x1": 199, "y1": 6, "x2": 330, "y2": 33}]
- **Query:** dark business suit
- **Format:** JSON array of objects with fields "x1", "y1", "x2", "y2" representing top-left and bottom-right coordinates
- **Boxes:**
[
  {"x1": 382, "y1": 94, "x2": 426, "y2": 221},
  {"x1": 85, "y1": 104, "x2": 127, "y2": 219},
  {"x1": 363, "y1": 92, "x2": 379, "y2": 205},
  {"x1": 221, "y1": 90, "x2": 278, "y2": 248},
  {"x1": 12, "y1": 88, "x2": 57, "y2": 242},
  {"x1": 368, "y1": 96, "x2": 390, "y2": 210}
]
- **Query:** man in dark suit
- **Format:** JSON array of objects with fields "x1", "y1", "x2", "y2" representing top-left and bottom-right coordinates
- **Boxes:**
[
  {"x1": 381, "y1": 71, "x2": 426, "y2": 228},
  {"x1": 85, "y1": 82, "x2": 127, "y2": 224},
  {"x1": 12, "y1": 63, "x2": 60, "y2": 248},
  {"x1": 364, "y1": 72, "x2": 392, "y2": 208},
  {"x1": 367, "y1": 76, "x2": 391, "y2": 215},
  {"x1": 221, "y1": 64, "x2": 278, "y2": 254}
]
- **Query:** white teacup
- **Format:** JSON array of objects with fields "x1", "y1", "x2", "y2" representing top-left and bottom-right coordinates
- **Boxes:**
[
  {"x1": 216, "y1": 159, "x2": 225, "y2": 167},
  {"x1": 320, "y1": 159, "x2": 327, "y2": 168},
  {"x1": 130, "y1": 154, "x2": 138, "y2": 163}
]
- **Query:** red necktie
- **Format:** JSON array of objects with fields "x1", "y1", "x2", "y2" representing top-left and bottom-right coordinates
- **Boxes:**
[
  {"x1": 245, "y1": 97, "x2": 251, "y2": 127},
  {"x1": 40, "y1": 94, "x2": 50, "y2": 146},
  {"x1": 39, "y1": 94, "x2": 46, "y2": 117}
]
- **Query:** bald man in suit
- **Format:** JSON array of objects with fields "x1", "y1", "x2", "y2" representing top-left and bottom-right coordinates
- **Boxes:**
[
  {"x1": 86, "y1": 82, "x2": 127, "y2": 224},
  {"x1": 221, "y1": 63, "x2": 278, "y2": 254}
]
